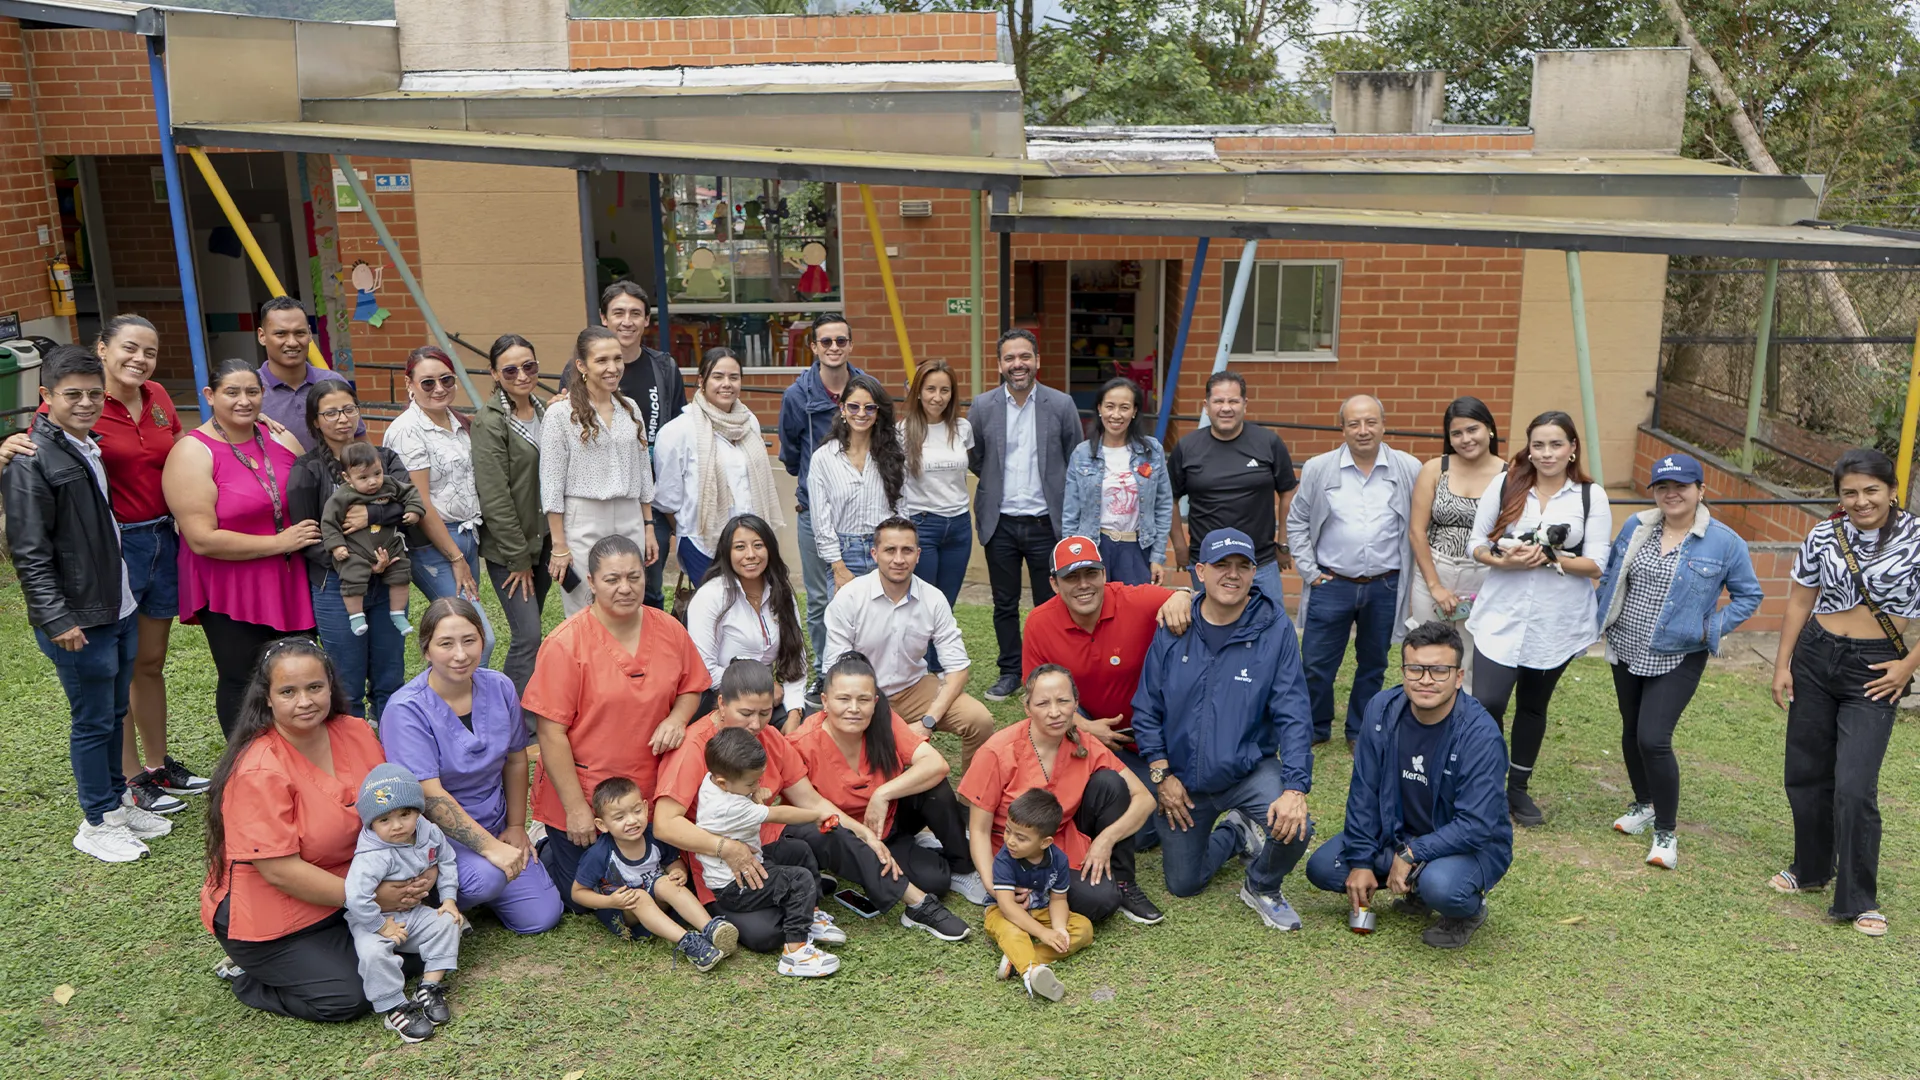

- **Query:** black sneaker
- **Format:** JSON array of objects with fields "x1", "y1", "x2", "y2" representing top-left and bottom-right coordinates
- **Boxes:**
[
  {"x1": 900, "y1": 896, "x2": 971, "y2": 941},
  {"x1": 1421, "y1": 901, "x2": 1489, "y2": 949},
  {"x1": 124, "y1": 771, "x2": 185, "y2": 815},
  {"x1": 804, "y1": 677, "x2": 824, "y2": 713},
  {"x1": 384, "y1": 1000, "x2": 435, "y2": 1043},
  {"x1": 156, "y1": 755, "x2": 211, "y2": 796},
  {"x1": 985, "y1": 673, "x2": 1021, "y2": 702},
  {"x1": 1116, "y1": 879, "x2": 1165, "y2": 925},
  {"x1": 412, "y1": 980, "x2": 451, "y2": 1025},
  {"x1": 1507, "y1": 788, "x2": 1546, "y2": 828},
  {"x1": 1391, "y1": 893, "x2": 1432, "y2": 918}
]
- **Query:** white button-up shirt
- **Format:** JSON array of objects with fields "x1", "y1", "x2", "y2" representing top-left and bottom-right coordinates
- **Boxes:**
[
  {"x1": 1316, "y1": 444, "x2": 1404, "y2": 578},
  {"x1": 1465, "y1": 473, "x2": 1613, "y2": 669},
  {"x1": 652, "y1": 411, "x2": 757, "y2": 558},
  {"x1": 807, "y1": 442, "x2": 898, "y2": 566},
  {"x1": 684, "y1": 576, "x2": 806, "y2": 714},
  {"x1": 383, "y1": 403, "x2": 483, "y2": 525},
  {"x1": 64, "y1": 430, "x2": 137, "y2": 619},
  {"x1": 823, "y1": 570, "x2": 971, "y2": 695},
  {"x1": 999, "y1": 389, "x2": 1048, "y2": 516}
]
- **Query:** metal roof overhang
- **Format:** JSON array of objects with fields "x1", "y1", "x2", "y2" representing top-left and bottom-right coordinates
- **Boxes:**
[
  {"x1": 992, "y1": 196, "x2": 1920, "y2": 263},
  {"x1": 0, "y1": 0, "x2": 159, "y2": 32},
  {"x1": 172, "y1": 119, "x2": 1041, "y2": 192}
]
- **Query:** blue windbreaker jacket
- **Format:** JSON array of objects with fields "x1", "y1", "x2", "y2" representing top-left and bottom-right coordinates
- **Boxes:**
[{"x1": 1340, "y1": 687, "x2": 1513, "y2": 879}]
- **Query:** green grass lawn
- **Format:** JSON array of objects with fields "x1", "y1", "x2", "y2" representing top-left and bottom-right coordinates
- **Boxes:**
[{"x1": 1, "y1": 576, "x2": 1917, "y2": 1079}]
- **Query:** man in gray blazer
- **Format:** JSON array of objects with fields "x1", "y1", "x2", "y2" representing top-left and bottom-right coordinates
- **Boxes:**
[
  {"x1": 968, "y1": 328, "x2": 1084, "y2": 700},
  {"x1": 1286, "y1": 395, "x2": 1419, "y2": 745}
]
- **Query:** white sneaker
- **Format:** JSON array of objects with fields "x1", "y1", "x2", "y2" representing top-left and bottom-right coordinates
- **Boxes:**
[
  {"x1": 1023, "y1": 963, "x2": 1065, "y2": 1002},
  {"x1": 74, "y1": 814, "x2": 147, "y2": 863},
  {"x1": 913, "y1": 829, "x2": 943, "y2": 851},
  {"x1": 808, "y1": 909, "x2": 847, "y2": 944},
  {"x1": 1612, "y1": 802, "x2": 1656, "y2": 836},
  {"x1": 1646, "y1": 831, "x2": 1678, "y2": 870},
  {"x1": 117, "y1": 801, "x2": 174, "y2": 840},
  {"x1": 949, "y1": 870, "x2": 992, "y2": 907},
  {"x1": 777, "y1": 942, "x2": 840, "y2": 978}
]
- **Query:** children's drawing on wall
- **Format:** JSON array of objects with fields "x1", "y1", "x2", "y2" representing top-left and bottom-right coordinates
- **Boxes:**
[
  {"x1": 797, "y1": 241, "x2": 831, "y2": 298},
  {"x1": 683, "y1": 247, "x2": 727, "y2": 300},
  {"x1": 345, "y1": 259, "x2": 390, "y2": 327}
]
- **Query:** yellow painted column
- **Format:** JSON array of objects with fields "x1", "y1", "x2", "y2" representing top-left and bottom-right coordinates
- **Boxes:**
[
  {"x1": 186, "y1": 149, "x2": 329, "y2": 369},
  {"x1": 859, "y1": 184, "x2": 916, "y2": 384}
]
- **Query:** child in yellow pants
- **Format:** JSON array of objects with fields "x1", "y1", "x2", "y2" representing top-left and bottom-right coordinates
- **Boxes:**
[{"x1": 986, "y1": 790, "x2": 1094, "y2": 1001}]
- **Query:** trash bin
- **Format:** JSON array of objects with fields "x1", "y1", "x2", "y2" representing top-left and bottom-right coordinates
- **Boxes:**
[{"x1": 0, "y1": 339, "x2": 44, "y2": 429}]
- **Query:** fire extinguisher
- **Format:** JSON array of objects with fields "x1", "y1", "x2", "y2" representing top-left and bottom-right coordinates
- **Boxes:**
[{"x1": 48, "y1": 258, "x2": 76, "y2": 317}]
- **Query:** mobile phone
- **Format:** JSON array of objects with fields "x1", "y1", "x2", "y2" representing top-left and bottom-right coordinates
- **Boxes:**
[
  {"x1": 1449, "y1": 596, "x2": 1473, "y2": 621},
  {"x1": 561, "y1": 564, "x2": 582, "y2": 592},
  {"x1": 833, "y1": 888, "x2": 882, "y2": 919}
]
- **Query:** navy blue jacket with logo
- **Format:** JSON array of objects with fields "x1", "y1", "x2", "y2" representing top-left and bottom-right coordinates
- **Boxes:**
[
  {"x1": 1128, "y1": 584, "x2": 1313, "y2": 796},
  {"x1": 1339, "y1": 686, "x2": 1512, "y2": 879}
]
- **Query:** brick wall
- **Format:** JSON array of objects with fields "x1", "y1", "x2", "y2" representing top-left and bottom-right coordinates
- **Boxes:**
[
  {"x1": 0, "y1": 20, "x2": 65, "y2": 326},
  {"x1": 92, "y1": 155, "x2": 190, "y2": 379},
  {"x1": 567, "y1": 13, "x2": 999, "y2": 69},
  {"x1": 22, "y1": 27, "x2": 158, "y2": 156},
  {"x1": 1744, "y1": 544, "x2": 1798, "y2": 634},
  {"x1": 334, "y1": 156, "x2": 425, "y2": 405}
]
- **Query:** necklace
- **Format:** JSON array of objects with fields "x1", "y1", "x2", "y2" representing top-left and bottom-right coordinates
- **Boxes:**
[
  {"x1": 1028, "y1": 725, "x2": 1054, "y2": 782},
  {"x1": 217, "y1": 423, "x2": 285, "y2": 532}
]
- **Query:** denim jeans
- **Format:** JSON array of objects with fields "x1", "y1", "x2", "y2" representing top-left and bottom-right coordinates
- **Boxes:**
[
  {"x1": 486, "y1": 545, "x2": 551, "y2": 699},
  {"x1": 37, "y1": 614, "x2": 137, "y2": 824},
  {"x1": 986, "y1": 513, "x2": 1057, "y2": 679},
  {"x1": 411, "y1": 522, "x2": 496, "y2": 666},
  {"x1": 118, "y1": 519, "x2": 179, "y2": 620},
  {"x1": 1301, "y1": 573, "x2": 1399, "y2": 743},
  {"x1": 911, "y1": 510, "x2": 971, "y2": 606},
  {"x1": 837, "y1": 533, "x2": 877, "y2": 577},
  {"x1": 1097, "y1": 534, "x2": 1153, "y2": 585},
  {"x1": 311, "y1": 570, "x2": 406, "y2": 721},
  {"x1": 1157, "y1": 757, "x2": 1312, "y2": 899},
  {"x1": 676, "y1": 536, "x2": 713, "y2": 587},
  {"x1": 1305, "y1": 833, "x2": 1496, "y2": 919},
  {"x1": 795, "y1": 509, "x2": 831, "y2": 676}
]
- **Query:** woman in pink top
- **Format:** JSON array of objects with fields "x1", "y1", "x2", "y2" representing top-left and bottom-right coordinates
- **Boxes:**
[{"x1": 163, "y1": 358, "x2": 319, "y2": 738}]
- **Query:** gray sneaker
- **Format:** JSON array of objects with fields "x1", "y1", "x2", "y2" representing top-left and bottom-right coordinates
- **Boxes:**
[
  {"x1": 948, "y1": 870, "x2": 992, "y2": 907},
  {"x1": 1239, "y1": 884, "x2": 1301, "y2": 931},
  {"x1": 1421, "y1": 901, "x2": 1489, "y2": 949},
  {"x1": 1220, "y1": 809, "x2": 1267, "y2": 861}
]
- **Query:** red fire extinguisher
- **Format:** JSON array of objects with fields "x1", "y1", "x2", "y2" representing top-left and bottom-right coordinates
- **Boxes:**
[{"x1": 48, "y1": 258, "x2": 76, "y2": 317}]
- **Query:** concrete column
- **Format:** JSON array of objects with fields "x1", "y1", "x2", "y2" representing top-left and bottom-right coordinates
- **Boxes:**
[{"x1": 393, "y1": 0, "x2": 569, "y2": 71}]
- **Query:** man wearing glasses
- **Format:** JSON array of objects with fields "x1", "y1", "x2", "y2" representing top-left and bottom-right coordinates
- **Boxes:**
[
  {"x1": 1304, "y1": 620, "x2": 1513, "y2": 949},
  {"x1": 779, "y1": 313, "x2": 867, "y2": 698},
  {"x1": 257, "y1": 296, "x2": 357, "y2": 452}
]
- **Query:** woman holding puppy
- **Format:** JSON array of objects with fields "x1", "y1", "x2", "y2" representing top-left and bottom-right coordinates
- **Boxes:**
[{"x1": 1465, "y1": 411, "x2": 1612, "y2": 828}]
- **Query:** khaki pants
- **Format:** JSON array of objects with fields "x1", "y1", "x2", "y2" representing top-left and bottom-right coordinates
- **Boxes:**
[
  {"x1": 889, "y1": 674, "x2": 996, "y2": 774},
  {"x1": 1407, "y1": 548, "x2": 1488, "y2": 695},
  {"x1": 985, "y1": 906, "x2": 1093, "y2": 974}
]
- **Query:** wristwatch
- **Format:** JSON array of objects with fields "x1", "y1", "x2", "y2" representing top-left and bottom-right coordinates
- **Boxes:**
[
  {"x1": 1149, "y1": 766, "x2": 1170, "y2": 785},
  {"x1": 921, "y1": 714, "x2": 939, "y2": 733}
]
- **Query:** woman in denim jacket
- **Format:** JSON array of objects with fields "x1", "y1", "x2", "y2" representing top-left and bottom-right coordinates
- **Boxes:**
[
  {"x1": 1594, "y1": 452, "x2": 1761, "y2": 870},
  {"x1": 1063, "y1": 379, "x2": 1172, "y2": 585}
]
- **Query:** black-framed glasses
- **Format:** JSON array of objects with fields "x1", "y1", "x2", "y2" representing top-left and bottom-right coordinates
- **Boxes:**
[
  {"x1": 317, "y1": 403, "x2": 360, "y2": 421},
  {"x1": 498, "y1": 361, "x2": 538, "y2": 381},
  {"x1": 416, "y1": 374, "x2": 457, "y2": 392},
  {"x1": 816, "y1": 336, "x2": 852, "y2": 349},
  {"x1": 844, "y1": 403, "x2": 879, "y2": 417},
  {"x1": 1402, "y1": 664, "x2": 1459, "y2": 682}
]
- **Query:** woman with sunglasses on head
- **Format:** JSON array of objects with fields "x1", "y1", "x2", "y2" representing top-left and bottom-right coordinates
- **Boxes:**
[
  {"x1": 1770, "y1": 448, "x2": 1920, "y2": 937},
  {"x1": 807, "y1": 374, "x2": 905, "y2": 597},
  {"x1": 1406, "y1": 396, "x2": 1506, "y2": 694},
  {"x1": 382, "y1": 346, "x2": 496, "y2": 663},
  {"x1": 471, "y1": 334, "x2": 550, "y2": 696},
  {"x1": 1595, "y1": 453, "x2": 1761, "y2": 870},
  {"x1": 898, "y1": 359, "x2": 976, "y2": 606},
  {"x1": 1464, "y1": 411, "x2": 1612, "y2": 828},
  {"x1": 1063, "y1": 377, "x2": 1172, "y2": 586},
  {"x1": 542, "y1": 327, "x2": 658, "y2": 617},
  {"x1": 653, "y1": 347, "x2": 782, "y2": 585}
]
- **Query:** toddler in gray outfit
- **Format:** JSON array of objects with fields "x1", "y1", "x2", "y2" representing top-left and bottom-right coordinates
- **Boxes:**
[{"x1": 348, "y1": 763, "x2": 462, "y2": 1043}]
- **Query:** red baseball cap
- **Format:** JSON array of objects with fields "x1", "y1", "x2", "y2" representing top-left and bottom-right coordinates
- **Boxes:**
[{"x1": 1050, "y1": 535, "x2": 1103, "y2": 577}]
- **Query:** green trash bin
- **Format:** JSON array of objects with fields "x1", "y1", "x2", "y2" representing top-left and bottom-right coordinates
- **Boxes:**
[{"x1": 0, "y1": 340, "x2": 43, "y2": 431}]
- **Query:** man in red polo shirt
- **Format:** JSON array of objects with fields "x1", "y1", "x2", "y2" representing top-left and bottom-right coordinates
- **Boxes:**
[{"x1": 1023, "y1": 535, "x2": 1191, "y2": 848}]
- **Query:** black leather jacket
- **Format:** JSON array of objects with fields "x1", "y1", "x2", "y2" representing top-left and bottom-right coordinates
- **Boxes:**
[{"x1": 2, "y1": 414, "x2": 126, "y2": 637}]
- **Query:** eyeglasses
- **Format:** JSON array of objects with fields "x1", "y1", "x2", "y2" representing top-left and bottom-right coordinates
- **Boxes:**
[
  {"x1": 1402, "y1": 664, "x2": 1460, "y2": 682},
  {"x1": 843, "y1": 403, "x2": 879, "y2": 417},
  {"x1": 317, "y1": 404, "x2": 360, "y2": 421},
  {"x1": 55, "y1": 388, "x2": 106, "y2": 405},
  {"x1": 415, "y1": 374, "x2": 458, "y2": 392},
  {"x1": 497, "y1": 361, "x2": 538, "y2": 381},
  {"x1": 816, "y1": 336, "x2": 852, "y2": 349}
]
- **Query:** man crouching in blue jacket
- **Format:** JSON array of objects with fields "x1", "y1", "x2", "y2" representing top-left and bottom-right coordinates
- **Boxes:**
[
  {"x1": 1131, "y1": 528, "x2": 1316, "y2": 931},
  {"x1": 1305, "y1": 620, "x2": 1513, "y2": 948}
]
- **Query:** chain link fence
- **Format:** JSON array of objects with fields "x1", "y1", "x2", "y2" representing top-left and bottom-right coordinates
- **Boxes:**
[{"x1": 1655, "y1": 259, "x2": 1919, "y2": 493}]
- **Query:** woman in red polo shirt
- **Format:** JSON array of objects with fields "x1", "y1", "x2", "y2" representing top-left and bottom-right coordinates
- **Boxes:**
[
  {"x1": 201, "y1": 638, "x2": 435, "y2": 1022},
  {"x1": 960, "y1": 664, "x2": 1158, "y2": 925},
  {"x1": 786, "y1": 652, "x2": 977, "y2": 939},
  {"x1": 524, "y1": 533, "x2": 709, "y2": 897},
  {"x1": 1, "y1": 315, "x2": 207, "y2": 814}
]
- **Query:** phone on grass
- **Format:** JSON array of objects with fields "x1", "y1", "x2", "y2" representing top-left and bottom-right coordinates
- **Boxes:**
[{"x1": 834, "y1": 888, "x2": 882, "y2": 919}]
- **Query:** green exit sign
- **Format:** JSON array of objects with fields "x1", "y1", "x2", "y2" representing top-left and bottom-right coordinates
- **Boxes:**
[{"x1": 946, "y1": 297, "x2": 974, "y2": 315}]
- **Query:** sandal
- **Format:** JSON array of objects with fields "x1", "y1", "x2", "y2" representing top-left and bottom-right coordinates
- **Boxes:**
[
  {"x1": 1854, "y1": 911, "x2": 1888, "y2": 937},
  {"x1": 1769, "y1": 870, "x2": 1825, "y2": 894}
]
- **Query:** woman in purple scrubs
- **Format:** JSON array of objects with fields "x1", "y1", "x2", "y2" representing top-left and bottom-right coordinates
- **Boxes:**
[{"x1": 379, "y1": 597, "x2": 563, "y2": 934}]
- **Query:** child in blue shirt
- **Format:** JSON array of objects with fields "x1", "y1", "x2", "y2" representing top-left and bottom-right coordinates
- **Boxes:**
[
  {"x1": 986, "y1": 789, "x2": 1094, "y2": 1001},
  {"x1": 570, "y1": 776, "x2": 737, "y2": 972}
]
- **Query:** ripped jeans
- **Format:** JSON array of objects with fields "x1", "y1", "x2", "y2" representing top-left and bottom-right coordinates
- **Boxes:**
[{"x1": 411, "y1": 520, "x2": 497, "y2": 667}]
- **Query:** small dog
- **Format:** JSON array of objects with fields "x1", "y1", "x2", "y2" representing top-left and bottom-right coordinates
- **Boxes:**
[{"x1": 1496, "y1": 522, "x2": 1572, "y2": 575}]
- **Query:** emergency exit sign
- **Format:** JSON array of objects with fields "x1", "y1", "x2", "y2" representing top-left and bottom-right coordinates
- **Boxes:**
[
  {"x1": 373, "y1": 173, "x2": 412, "y2": 192},
  {"x1": 946, "y1": 297, "x2": 974, "y2": 315}
]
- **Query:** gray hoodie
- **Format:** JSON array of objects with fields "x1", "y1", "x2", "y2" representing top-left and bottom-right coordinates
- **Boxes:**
[{"x1": 344, "y1": 819, "x2": 459, "y2": 934}]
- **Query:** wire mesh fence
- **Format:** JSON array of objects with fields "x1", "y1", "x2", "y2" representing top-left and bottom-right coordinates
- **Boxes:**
[{"x1": 1655, "y1": 259, "x2": 1919, "y2": 493}]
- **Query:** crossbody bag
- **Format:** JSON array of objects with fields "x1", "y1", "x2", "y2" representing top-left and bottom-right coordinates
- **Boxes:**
[{"x1": 1830, "y1": 525, "x2": 1910, "y2": 685}]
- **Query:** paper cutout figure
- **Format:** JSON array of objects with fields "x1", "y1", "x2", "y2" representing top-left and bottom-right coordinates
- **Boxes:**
[
  {"x1": 742, "y1": 199, "x2": 765, "y2": 239},
  {"x1": 683, "y1": 247, "x2": 727, "y2": 300},
  {"x1": 797, "y1": 241, "x2": 831, "y2": 298},
  {"x1": 348, "y1": 259, "x2": 390, "y2": 327}
]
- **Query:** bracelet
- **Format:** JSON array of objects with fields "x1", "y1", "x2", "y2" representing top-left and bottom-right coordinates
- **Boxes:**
[{"x1": 552, "y1": 548, "x2": 572, "y2": 557}]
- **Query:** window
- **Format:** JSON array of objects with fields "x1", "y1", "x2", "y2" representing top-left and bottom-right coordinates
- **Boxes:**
[{"x1": 1225, "y1": 260, "x2": 1339, "y2": 361}]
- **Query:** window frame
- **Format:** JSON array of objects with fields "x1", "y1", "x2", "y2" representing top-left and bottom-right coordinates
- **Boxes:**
[{"x1": 1222, "y1": 259, "x2": 1342, "y2": 363}]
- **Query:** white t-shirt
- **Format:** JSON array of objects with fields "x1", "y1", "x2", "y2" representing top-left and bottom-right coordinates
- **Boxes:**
[
  {"x1": 1100, "y1": 443, "x2": 1141, "y2": 534},
  {"x1": 899, "y1": 418, "x2": 974, "y2": 517},
  {"x1": 692, "y1": 774, "x2": 770, "y2": 890}
]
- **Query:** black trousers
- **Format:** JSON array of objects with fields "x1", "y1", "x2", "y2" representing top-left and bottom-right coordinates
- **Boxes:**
[
  {"x1": 986, "y1": 513, "x2": 1057, "y2": 678},
  {"x1": 710, "y1": 837, "x2": 822, "y2": 952},
  {"x1": 792, "y1": 781, "x2": 973, "y2": 910},
  {"x1": 714, "y1": 864, "x2": 818, "y2": 947},
  {"x1": 213, "y1": 902, "x2": 419, "y2": 1023},
  {"x1": 1785, "y1": 622, "x2": 1901, "y2": 919},
  {"x1": 197, "y1": 609, "x2": 312, "y2": 739},
  {"x1": 1064, "y1": 768, "x2": 1138, "y2": 921},
  {"x1": 1470, "y1": 651, "x2": 1570, "y2": 792},
  {"x1": 1611, "y1": 651, "x2": 1708, "y2": 832}
]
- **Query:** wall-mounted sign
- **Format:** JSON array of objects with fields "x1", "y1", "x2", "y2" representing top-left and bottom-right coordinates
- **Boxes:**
[
  {"x1": 372, "y1": 173, "x2": 411, "y2": 193},
  {"x1": 946, "y1": 297, "x2": 975, "y2": 315}
]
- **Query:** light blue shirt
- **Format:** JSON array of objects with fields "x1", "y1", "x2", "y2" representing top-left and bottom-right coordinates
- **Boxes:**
[
  {"x1": 999, "y1": 389, "x2": 1047, "y2": 516},
  {"x1": 1315, "y1": 444, "x2": 1404, "y2": 578}
]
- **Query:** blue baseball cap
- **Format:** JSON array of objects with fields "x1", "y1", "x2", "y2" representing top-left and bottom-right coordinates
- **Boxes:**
[
  {"x1": 1648, "y1": 453, "x2": 1704, "y2": 486},
  {"x1": 1198, "y1": 528, "x2": 1257, "y2": 565}
]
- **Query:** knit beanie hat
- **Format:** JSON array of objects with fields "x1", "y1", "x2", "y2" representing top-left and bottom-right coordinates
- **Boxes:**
[{"x1": 357, "y1": 762, "x2": 426, "y2": 827}]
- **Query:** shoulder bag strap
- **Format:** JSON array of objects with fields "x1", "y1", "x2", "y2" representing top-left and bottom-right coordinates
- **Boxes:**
[
  {"x1": 1566, "y1": 481, "x2": 1592, "y2": 556},
  {"x1": 1830, "y1": 524, "x2": 1908, "y2": 657}
]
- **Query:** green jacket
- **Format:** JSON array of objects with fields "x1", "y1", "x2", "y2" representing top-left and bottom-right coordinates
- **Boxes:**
[{"x1": 472, "y1": 392, "x2": 547, "y2": 573}]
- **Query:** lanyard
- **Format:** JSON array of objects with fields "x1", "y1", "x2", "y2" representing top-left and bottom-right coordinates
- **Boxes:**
[{"x1": 221, "y1": 425, "x2": 285, "y2": 532}]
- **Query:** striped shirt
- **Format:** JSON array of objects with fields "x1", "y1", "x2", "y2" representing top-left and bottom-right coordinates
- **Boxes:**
[
  {"x1": 537, "y1": 396, "x2": 656, "y2": 514},
  {"x1": 806, "y1": 441, "x2": 898, "y2": 565}
]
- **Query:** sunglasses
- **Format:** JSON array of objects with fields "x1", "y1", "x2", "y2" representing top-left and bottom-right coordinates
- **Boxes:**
[
  {"x1": 55, "y1": 388, "x2": 106, "y2": 404},
  {"x1": 843, "y1": 403, "x2": 879, "y2": 417},
  {"x1": 497, "y1": 361, "x2": 538, "y2": 381},
  {"x1": 415, "y1": 374, "x2": 458, "y2": 392},
  {"x1": 816, "y1": 336, "x2": 852, "y2": 349}
]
